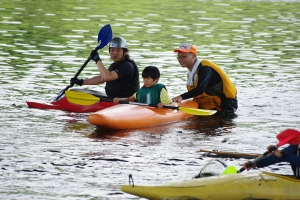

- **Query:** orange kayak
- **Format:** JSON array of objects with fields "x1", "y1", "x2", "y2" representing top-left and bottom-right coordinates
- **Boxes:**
[{"x1": 88, "y1": 99, "x2": 199, "y2": 130}]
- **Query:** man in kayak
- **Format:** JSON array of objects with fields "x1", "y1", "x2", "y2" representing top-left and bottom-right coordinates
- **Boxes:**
[
  {"x1": 70, "y1": 37, "x2": 140, "y2": 98},
  {"x1": 243, "y1": 144, "x2": 300, "y2": 179},
  {"x1": 171, "y1": 43, "x2": 238, "y2": 117},
  {"x1": 113, "y1": 66, "x2": 174, "y2": 108}
]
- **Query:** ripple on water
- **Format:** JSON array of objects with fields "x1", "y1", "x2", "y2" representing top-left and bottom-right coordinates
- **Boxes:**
[{"x1": 1, "y1": 0, "x2": 300, "y2": 199}]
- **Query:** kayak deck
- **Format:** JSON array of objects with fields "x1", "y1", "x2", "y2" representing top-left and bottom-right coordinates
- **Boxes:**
[
  {"x1": 121, "y1": 171, "x2": 300, "y2": 199},
  {"x1": 26, "y1": 88, "x2": 115, "y2": 113},
  {"x1": 88, "y1": 99, "x2": 199, "y2": 130}
]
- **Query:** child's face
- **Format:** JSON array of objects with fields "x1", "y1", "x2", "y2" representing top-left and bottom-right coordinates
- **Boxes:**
[{"x1": 143, "y1": 77, "x2": 158, "y2": 88}]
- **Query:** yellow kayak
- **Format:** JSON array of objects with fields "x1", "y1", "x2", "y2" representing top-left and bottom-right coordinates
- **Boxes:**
[{"x1": 121, "y1": 171, "x2": 300, "y2": 200}]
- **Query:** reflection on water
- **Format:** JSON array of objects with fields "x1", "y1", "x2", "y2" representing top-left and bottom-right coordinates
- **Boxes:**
[
  {"x1": 87, "y1": 114, "x2": 236, "y2": 139},
  {"x1": 1, "y1": 0, "x2": 300, "y2": 199},
  {"x1": 185, "y1": 115, "x2": 236, "y2": 135}
]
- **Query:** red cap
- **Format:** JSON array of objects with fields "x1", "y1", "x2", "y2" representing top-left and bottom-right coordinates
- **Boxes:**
[
  {"x1": 277, "y1": 129, "x2": 300, "y2": 146},
  {"x1": 174, "y1": 43, "x2": 197, "y2": 55}
]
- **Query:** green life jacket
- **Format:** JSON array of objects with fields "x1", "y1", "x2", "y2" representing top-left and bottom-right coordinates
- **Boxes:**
[{"x1": 136, "y1": 83, "x2": 165, "y2": 104}]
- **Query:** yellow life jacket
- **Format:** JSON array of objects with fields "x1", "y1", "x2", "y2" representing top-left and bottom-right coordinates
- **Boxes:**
[{"x1": 187, "y1": 60, "x2": 237, "y2": 111}]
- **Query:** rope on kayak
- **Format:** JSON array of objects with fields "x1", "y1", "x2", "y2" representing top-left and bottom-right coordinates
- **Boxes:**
[{"x1": 129, "y1": 174, "x2": 134, "y2": 187}]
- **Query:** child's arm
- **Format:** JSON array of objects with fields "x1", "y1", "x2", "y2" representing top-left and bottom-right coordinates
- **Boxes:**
[
  {"x1": 113, "y1": 94, "x2": 136, "y2": 104},
  {"x1": 113, "y1": 97, "x2": 128, "y2": 104},
  {"x1": 158, "y1": 87, "x2": 175, "y2": 108}
]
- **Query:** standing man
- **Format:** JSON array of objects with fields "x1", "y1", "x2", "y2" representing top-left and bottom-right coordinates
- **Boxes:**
[{"x1": 171, "y1": 43, "x2": 238, "y2": 117}]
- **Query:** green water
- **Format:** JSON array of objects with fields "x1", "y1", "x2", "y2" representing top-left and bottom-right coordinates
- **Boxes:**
[{"x1": 0, "y1": 0, "x2": 300, "y2": 199}]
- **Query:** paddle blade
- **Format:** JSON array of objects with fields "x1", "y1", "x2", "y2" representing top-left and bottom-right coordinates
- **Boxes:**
[
  {"x1": 56, "y1": 89, "x2": 66, "y2": 101},
  {"x1": 178, "y1": 107, "x2": 217, "y2": 116},
  {"x1": 222, "y1": 166, "x2": 237, "y2": 175},
  {"x1": 65, "y1": 90, "x2": 100, "y2": 105},
  {"x1": 97, "y1": 24, "x2": 113, "y2": 50},
  {"x1": 277, "y1": 129, "x2": 300, "y2": 146}
]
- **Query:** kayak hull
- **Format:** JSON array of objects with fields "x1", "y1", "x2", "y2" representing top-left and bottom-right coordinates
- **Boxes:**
[
  {"x1": 88, "y1": 99, "x2": 199, "y2": 130},
  {"x1": 121, "y1": 171, "x2": 300, "y2": 200},
  {"x1": 26, "y1": 89, "x2": 115, "y2": 113},
  {"x1": 27, "y1": 97, "x2": 115, "y2": 113}
]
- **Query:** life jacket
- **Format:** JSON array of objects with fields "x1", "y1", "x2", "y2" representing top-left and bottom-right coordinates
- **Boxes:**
[
  {"x1": 136, "y1": 83, "x2": 165, "y2": 105},
  {"x1": 105, "y1": 58, "x2": 140, "y2": 98},
  {"x1": 187, "y1": 60, "x2": 237, "y2": 111}
]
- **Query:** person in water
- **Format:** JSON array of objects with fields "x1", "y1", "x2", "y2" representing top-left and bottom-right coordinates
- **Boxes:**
[
  {"x1": 243, "y1": 144, "x2": 300, "y2": 179},
  {"x1": 70, "y1": 37, "x2": 140, "y2": 98},
  {"x1": 171, "y1": 43, "x2": 238, "y2": 117},
  {"x1": 113, "y1": 66, "x2": 174, "y2": 108}
]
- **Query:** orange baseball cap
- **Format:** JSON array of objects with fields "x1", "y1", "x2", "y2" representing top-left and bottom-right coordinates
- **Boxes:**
[{"x1": 173, "y1": 43, "x2": 197, "y2": 55}]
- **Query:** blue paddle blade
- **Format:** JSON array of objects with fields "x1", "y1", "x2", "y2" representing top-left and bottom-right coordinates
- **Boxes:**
[
  {"x1": 97, "y1": 24, "x2": 113, "y2": 50},
  {"x1": 54, "y1": 24, "x2": 113, "y2": 101}
]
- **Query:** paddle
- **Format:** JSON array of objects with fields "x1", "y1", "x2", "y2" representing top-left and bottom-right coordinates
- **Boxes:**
[
  {"x1": 223, "y1": 129, "x2": 300, "y2": 175},
  {"x1": 200, "y1": 149, "x2": 260, "y2": 159},
  {"x1": 125, "y1": 102, "x2": 217, "y2": 116},
  {"x1": 55, "y1": 24, "x2": 113, "y2": 101},
  {"x1": 64, "y1": 90, "x2": 217, "y2": 116}
]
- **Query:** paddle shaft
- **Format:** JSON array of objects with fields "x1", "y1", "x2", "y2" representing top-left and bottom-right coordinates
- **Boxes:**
[
  {"x1": 55, "y1": 58, "x2": 92, "y2": 100},
  {"x1": 73, "y1": 58, "x2": 92, "y2": 79},
  {"x1": 75, "y1": 99, "x2": 182, "y2": 110},
  {"x1": 64, "y1": 90, "x2": 217, "y2": 116},
  {"x1": 163, "y1": 104, "x2": 181, "y2": 110},
  {"x1": 120, "y1": 101, "x2": 193, "y2": 111},
  {"x1": 67, "y1": 92, "x2": 184, "y2": 110},
  {"x1": 121, "y1": 101, "x2": 176, "y2": 109}
]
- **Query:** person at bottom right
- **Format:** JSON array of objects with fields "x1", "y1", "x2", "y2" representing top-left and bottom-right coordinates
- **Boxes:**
[{"x1": 243, "y1": 144, "x2": 300, "y2": 179}]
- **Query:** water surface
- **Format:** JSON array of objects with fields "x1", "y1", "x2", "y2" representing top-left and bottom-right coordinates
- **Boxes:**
[{"x1": 1, "y1": 0, "x2": 300, "y2": 199}]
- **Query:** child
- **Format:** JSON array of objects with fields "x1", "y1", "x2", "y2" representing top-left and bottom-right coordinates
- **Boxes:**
[{"x1": 113, "y1": 66, "x2": 174, "y2": 108}]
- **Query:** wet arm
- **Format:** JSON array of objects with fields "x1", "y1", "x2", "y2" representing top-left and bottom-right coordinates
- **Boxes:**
[
  {"x1": 113, "y1": 94, "x2": 136, "y2": 103},
  {"x1": 180, "y1": 67, "x2": 211, "y2": 100},
  {"x1": 256, "y1": 145, "x2": 300, "y2": 168},
  {"x1": 83, "y1": 75, "x2": 105, "y2": 85},
  {"x1": 96, "y1": 60, "x2": 118, "y2": 81},
  {"x1": 256, "y1": 154, "x2": 282, "y2": 168}
]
